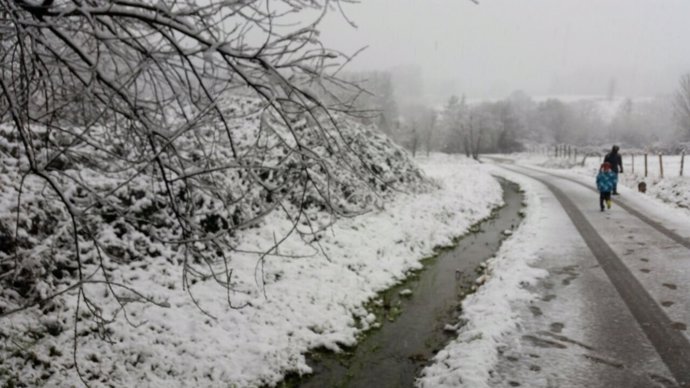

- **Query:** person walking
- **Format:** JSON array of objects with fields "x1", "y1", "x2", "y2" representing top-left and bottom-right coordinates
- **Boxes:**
[
  {"x1": 596, "y1": 162, "x2": 616, "y2": 211},
  {"x1": 604, "y1": 145, "x2": 623, "y2": 195}
]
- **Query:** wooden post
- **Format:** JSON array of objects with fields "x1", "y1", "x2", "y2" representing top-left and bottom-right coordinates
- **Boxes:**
[
  {"x1": 555, "y1": 145, "x2": 558, "y2": 157},
  {"x1": 631, "y1": 154, "x2": 635, "y2": 174},
  {"x1": 659, "y1": 154, "x2": 664, "y2": 178},
  {"x1": 644, "y1": 153, "x2": 648, "y2": 177},
  {"x1": 681, "y1": 152, "x2": 685, "y2": 176}
]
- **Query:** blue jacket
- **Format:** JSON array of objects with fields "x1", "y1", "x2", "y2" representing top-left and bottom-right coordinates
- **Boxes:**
[{"x1": 596, "y1": 170, "x2": 616, "y2": 193}]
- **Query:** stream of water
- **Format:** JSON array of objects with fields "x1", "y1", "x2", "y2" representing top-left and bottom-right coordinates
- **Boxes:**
[{"x1": 291, "y1": 179, "x2": 525, "y2": 388}]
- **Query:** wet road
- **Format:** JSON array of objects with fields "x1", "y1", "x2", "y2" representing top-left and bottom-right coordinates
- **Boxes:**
[{"x1": 489, "y1": 162, "x2": 690, "y2": 388}]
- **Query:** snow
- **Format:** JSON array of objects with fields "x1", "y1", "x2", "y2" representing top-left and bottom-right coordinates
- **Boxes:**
[
  {"x1": 417, "y1": 165, "x2": 551, "y2": 388},
  {"x1": 511, "y1": 152, "x2": 690, "y2": 212},
  {"x1": 1, "y1": 153, "x2": 503, "y2": 387},
  {"x1": 3, "y1": 144, "x2": 688, "y2": 387},
  {"x1": 417, "y1": 152, "x2": 690, "y2": 387}
]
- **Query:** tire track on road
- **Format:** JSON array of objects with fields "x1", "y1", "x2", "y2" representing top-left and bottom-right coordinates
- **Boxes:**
[{"x1": 499, "y1": 164, "x2": 690, "y2": 388}]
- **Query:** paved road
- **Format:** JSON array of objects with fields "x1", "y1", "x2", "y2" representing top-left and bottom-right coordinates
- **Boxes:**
[{"x1": 487, "y1": 161, "x2": 690, "y2": 388}]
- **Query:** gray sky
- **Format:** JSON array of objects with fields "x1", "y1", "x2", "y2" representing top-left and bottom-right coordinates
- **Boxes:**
[{"x1": 320, "y1": 0, "x2": 690, "y2": 101}]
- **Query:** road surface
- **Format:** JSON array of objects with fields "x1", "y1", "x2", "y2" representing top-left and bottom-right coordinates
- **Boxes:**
[{"x1": 487, "y1": 160, "x2": 690, "y2": 388}]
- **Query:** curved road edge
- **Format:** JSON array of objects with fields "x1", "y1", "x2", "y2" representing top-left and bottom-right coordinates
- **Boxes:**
[{"x1": 496, "y1": 162, "x2": 690, "y2": 388}]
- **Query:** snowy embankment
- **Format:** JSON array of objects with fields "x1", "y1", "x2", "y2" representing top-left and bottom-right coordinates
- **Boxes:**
[
  {"x1": 0, "y1": 130, "x2": 503, "y2": 387},
  {"x1": 417, "y1": 165, "x2": 550, "y2": 388}
]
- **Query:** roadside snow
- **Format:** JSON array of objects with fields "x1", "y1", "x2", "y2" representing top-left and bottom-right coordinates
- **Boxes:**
[
  {"x1": 1, "y1": 154, "x2": 503, "y2": 388},
  {"x1": 417, "y1": 165, "x2": 550, "y2": 388},
  {"x1": 416, "y1": 152, "x2": 690, "y2": 388},
  {"x1": 16, "y1": 150, "x2": 685, "y2": 388}
]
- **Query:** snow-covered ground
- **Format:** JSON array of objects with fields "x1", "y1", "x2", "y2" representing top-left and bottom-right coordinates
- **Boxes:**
[
  {"x1": 417, "y1": 152, "x2": 690, "y2": 387},
  {"x1": 1, "y1": 154, "x2": 503, "y2": 387},
  {"x1": 417, "y1": 166, "x2": 551, "y2": 387},
  {"x1": 3, "y1": 150, "x2": 688, "y2": 388}
]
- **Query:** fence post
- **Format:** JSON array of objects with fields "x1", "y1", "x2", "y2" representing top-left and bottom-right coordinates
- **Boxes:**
[
  {"x1": 681, "y1": 151, "x2": 685, "y2": 177},
  {"x1": 659, "y1": 154, "x2": 664, "y2": 178},
  {"x1": 644, "y1": 153, "x2": 648, "y2": 177},
  {"x1": 631, "y1": 154, "x2": 635, "y2": 174},
  {"x1": 554, "y1": 145, "x2": 558, "y2": 158}
]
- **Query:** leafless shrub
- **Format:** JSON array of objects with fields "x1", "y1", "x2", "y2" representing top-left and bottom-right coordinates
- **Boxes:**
[{"x1": 0, "y1": 0, "x2": 426, "y2": 383}]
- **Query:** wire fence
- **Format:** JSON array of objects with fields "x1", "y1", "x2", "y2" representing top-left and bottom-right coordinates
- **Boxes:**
[{"x1": 528, "y1": 144, "x2": 686, "y2": 177}]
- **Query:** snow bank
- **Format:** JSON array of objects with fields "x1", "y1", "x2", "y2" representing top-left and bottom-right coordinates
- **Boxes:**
[
  {"x1": 417, "y1": 165, "x2": 549, "y2": 388},
  {"x1": 1, "y1": 151, "x2": 502, "y2": 387}
]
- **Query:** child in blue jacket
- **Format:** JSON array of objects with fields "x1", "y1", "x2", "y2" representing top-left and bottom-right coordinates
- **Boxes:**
[{"x1": 596, "y1": 162, "x2": 616, "y2": 211}]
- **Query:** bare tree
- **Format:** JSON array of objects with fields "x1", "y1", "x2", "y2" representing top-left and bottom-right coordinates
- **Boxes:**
[
  {"x1": 410, "y1": 126, "x2": 419, "y2": 157},
  {"x1": 464, "y1": 107, "x2": 483, "y2": 159},
  {"x1": 401, "y1": 103, "x2": 436, "y2": 157},
  {"x1": 0, "y1": 0, "x2": 422, "y2": 382},
  {"x1": 440, "y1": 95, "x2": 467, "y2": 154},
  {"x1": 674, "y1": 73, "x2": 690, "y2": 140},
  {"x1": 424, "y1": 108, "x2": 437, "y2": 157},
  {"x1": 335, "y1": 70, "x2": 399, "y2": 135}
]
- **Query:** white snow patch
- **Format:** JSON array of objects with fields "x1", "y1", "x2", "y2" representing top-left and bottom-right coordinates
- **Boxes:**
[{"x1": 417, "y1": 166, "x2": 550, "y2": 388}]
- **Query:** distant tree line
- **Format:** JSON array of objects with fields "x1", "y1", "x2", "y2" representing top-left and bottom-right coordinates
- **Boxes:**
[{"x1": 337, "y1": 72, "x2": 690, "y2": 156}]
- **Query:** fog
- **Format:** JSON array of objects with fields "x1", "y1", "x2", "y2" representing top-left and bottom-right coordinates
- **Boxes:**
[{"x1": 321, "y1": 0, "x2": 690, "y2": 103}]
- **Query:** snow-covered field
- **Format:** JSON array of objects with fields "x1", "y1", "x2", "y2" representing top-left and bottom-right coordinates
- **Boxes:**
[
  {"x1": 3, "y1": 147, "x2": 687, "y2": 388},
  {"x1": 1, "y1": 153, "x2": 504, "y2": 388}
]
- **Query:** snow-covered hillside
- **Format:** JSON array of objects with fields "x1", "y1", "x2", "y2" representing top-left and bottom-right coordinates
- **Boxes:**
[{"x1": 0, "y1": 94, "x2": 503, "y2": 387}]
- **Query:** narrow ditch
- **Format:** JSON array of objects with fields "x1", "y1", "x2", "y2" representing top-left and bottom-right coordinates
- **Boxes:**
[{"x1": 284, "y1": 179, "x2": 525, "y2": 388}]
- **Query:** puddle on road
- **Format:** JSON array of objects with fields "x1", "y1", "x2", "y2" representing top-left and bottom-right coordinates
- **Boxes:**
[{"x1": 287, "y1": 180, "x2": 525, "y2": 388}]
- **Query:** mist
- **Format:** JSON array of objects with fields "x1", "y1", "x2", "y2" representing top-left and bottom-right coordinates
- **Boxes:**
[{"x1": 321, "y1": 0, "x2": 690, "y2": 103}]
